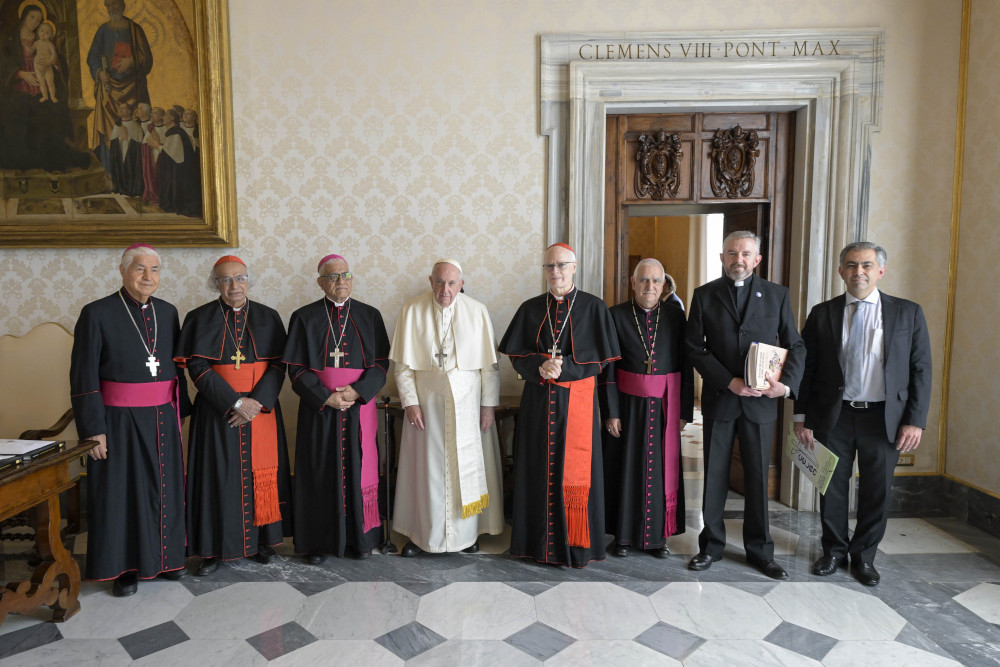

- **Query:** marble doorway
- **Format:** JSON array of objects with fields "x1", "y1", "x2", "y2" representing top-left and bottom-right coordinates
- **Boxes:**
[{"x1": 539, "y1": 30, "x2": 886, "y2": 510}]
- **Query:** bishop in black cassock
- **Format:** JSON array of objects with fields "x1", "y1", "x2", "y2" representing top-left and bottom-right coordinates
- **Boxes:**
[
  {"x1": 283, "y1": 254, "x2": 390, "y2": 562},
  {"x1": 175, "y1": 256, "x2": 292, "y2": 577},
  {"x1": 599, "y1": 259, "x2": 693, "y2": 559},
  {"x1": 70, "y1": 245, "x2": 191, "y2": 597},
  {"x1": 498, "y1": 243, "x2": 620, "y2": 568}
]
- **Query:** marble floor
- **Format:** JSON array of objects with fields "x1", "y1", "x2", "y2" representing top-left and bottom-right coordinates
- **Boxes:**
[{"x1": 2, "y1": 410, "x2": 1000, "y2": 665}]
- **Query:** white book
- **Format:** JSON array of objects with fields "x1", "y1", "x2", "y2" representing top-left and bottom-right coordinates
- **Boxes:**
[{"x1": 784, "y1": 427, "x2": 839, "y2": 495}]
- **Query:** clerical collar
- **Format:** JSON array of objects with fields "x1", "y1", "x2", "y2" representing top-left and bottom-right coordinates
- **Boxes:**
[
  {"x1": 728, "y1": 274, "x2": 752, "y2": 288},
  {"x1": 121, "y1": 288, "x2": 150, "y2": 309},
  {"x1": 634, "y1": 299, "x2": 658, "y2": 314},
  {"x1": 549, "y1": 286, "x2": 576, "y2": 302},
  {"x1": 220, "y1": 298, "x2": 246, "y2": 313},
  {"x1": 325, "y1": 297, "x2": 348, "y2": 308}
]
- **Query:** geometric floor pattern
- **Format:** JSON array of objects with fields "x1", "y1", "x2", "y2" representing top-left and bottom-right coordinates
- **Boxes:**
[
  {"x1": 3, "y1": 511, "x2": 1000, "y2": 665},
  {"x1": 3, "y1": 410, "x2": 999, "y2": 665}
]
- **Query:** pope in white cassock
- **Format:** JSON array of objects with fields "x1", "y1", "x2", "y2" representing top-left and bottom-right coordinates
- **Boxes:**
[{"x1": 390, "y1": 259, "x2": 505, "y2": 556}]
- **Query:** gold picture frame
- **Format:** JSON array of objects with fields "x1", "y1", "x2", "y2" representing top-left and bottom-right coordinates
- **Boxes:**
[{"x1": 0, "y1": 0, "x2": 236, "y2": 247}]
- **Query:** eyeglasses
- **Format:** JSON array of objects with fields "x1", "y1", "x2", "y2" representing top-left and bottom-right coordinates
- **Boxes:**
[
  {"x1": 216, "y1": 275, "x2": 248, "y2": 286},
  {"x1": 542, "y1": 262, "x2": 576, "y2": 272},
  {"x1": 321, "y1": 272, "x2": 353, "y2": 282}
]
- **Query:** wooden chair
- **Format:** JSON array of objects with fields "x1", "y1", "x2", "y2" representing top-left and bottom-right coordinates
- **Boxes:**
[{"x1": 0, "y1": 323, "x2": 82, "y2": 536}]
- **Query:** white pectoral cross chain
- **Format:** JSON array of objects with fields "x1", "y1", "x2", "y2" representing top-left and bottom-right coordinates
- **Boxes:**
[
  {"x1": 120, "y1": 290, "x2": 159, "y2": 378},
  {"x1": 324, "y1": 299, "x2": 351, "y2": 369}
]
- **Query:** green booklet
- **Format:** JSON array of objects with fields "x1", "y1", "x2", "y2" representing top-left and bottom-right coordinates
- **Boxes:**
[{"x1": 785, "y1": 426, "x2": 839, "y2": 495}]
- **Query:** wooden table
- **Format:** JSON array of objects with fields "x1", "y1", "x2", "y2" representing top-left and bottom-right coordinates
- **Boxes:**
[{"x1": 0, "y1": 440, "x2": 97, "y2": 624}]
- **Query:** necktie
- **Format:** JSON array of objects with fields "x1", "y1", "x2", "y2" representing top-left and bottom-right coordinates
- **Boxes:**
[{"x1": 845, "y1": 300, "x2": 868, "y2": 398}]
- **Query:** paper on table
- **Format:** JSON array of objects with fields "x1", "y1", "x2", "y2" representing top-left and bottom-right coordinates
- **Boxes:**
[
  {"x1": 0, "y1": 439, "x2": 63, "y2": 457},
  {"x1": 785, "y1": 426, "x2": 839, "y2": 495}
]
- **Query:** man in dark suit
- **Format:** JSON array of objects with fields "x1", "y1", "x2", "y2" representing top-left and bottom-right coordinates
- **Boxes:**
[
  {"x1": 686, "y1": 231, "x2": 805, "y2": 579},
  {"x1": 793, "y1": 242, "x2": 931, "y2": 586}
]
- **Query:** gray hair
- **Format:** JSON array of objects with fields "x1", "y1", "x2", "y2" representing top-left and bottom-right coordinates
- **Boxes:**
[
  {"x1": 839, "y1": 241, "x2": 887, "y2": 268},
  {"x1": 632, "y1": 257, "x2": 666, "y2": 281},
  {"x1": 544, "y1": 245, "x2": 577, "y2": 263},
  {"x1": 120, "y1": 246, "x2": 161, "y2": 271},
  {"x1": 723, "y1": 230, "x2": 762, "y2": 254},
  {"x1": 207, "y1": 262, "x2": 254, "y2": 291}
]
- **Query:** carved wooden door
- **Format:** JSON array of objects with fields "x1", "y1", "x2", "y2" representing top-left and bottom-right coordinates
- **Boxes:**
[{"x1": 604, "y1": 112, "x2": 795, "y2": 499}]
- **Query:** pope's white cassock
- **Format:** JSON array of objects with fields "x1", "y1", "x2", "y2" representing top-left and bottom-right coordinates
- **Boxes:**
[{"x1": 390, "y1": 290, "x2": 505, "y2": 552}]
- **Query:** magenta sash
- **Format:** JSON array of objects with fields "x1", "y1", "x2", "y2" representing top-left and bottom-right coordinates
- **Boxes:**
[
  {"x1": 100, "y1": 379, "x2": 175, "y2": 406},
  {"x1": 616, "y1": 369, "x2": 682, "y2": 537},
  {"x1": 100, "y1": 378, "x2": 183, "y2": 443},
  {"x1": 314, "y1": 367, "x2": 380, "y2": 532}
]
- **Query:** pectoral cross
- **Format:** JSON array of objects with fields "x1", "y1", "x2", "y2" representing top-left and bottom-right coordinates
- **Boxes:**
[
  {"x1": 146, "y1": 355, "x2": 160, "y2": 377},
  {"x1": 231, "y1": 348, "x2": 246, "y2": 370},
  {"x1": 644, "y1": 356, "x2": 654, "y2": 374},
  {"x1": 329, "y1": 345, "x2": 344, "y2": 368},
  {"x1": 434, "y1": 348, "x2": 447, "y2": 368},
  {"x1": 548, "y1": 344, "x2": 561, "y2": 358}
]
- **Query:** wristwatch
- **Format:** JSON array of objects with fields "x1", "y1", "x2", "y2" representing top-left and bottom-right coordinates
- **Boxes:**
[{"x1": 233, "y1": 398, "x2": 244, "y2": 411}]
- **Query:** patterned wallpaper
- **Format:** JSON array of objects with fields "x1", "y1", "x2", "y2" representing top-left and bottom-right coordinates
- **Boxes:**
[
  {"x1": 949, "y1": 0, "x2": 1000, "y2": 491},
  {"x1": 0, "y1": 0, "x2": 981, "y2": 482}
]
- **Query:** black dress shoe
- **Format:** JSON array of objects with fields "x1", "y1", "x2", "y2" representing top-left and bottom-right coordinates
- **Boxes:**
[
  {"x1": 252, "y1": 544, "x2": 276, "y2": 564},
  {"x1": 812, "y1": 555, "x2": 844, "y2": 576},
  {"x1": 112, "y1": 571, "x2": 138, "y2": 597},
  {"x1": 195, "y1": 557, "x2": 220, "y2": 577},
  {"x1": 749, "y1": 559, "x2": 789, "y2": 580},
  {"x1": 650, "y1": 546, "x2": 670, "y2": 559},
  {"x1": 614, "y1": 543, "x2": 631, "y2": 557},
  {"x1": 401, "y1": 541, "x2": 422, "y2": 558},
  {"x1": 354, "y1": 548, "x2": 372, "y2": 560},
  {"x1": 159, "y1": 568, "x2": 187, "y2": 580},
  {"x1": 461, "y1": 541, "x2": 480, "y2": 554},
  {"x1": 306, "y1": 553, "x2": 326, "y2": 565},
  {"x1": 688, "y1": 552, "x2": 717, "y2": 571},
  {"x1": 851, "y1": 561, "x2": 880, "y2": 586}
]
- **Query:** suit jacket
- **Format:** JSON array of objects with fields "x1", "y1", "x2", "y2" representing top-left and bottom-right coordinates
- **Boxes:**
[
  {"x1": 686, "y1": 275, "x2": 805, "y2": 423},
  {"x1": 793, "y1": 291, "x2": 932, "y2": 442}
]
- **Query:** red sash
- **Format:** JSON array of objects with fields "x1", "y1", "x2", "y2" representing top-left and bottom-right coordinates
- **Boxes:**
[
  {"x1": 550, "y1": 373, "x2": 595, "y2": 548},
  {"x1": 314, "y1": 367, "x2": 380, "y2": 532},
  {"x1": 616, "y1": 369, "x2": 682, "y2": 537},
  {"x1": 212, "y1": 362, "x2": 281, "y2": 526}
]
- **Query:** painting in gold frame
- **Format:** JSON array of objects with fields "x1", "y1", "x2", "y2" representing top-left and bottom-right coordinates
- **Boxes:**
[{"x1": 0, "y1": 0, "x2": 236, "y2": 247}]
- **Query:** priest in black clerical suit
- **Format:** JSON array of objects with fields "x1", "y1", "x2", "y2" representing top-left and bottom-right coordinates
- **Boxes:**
[
  {"x1": 499, "y1": 243, "x2": 620, "y2": 568},
  {"x1": 283, "y1": 254, "x2": 390, "y2": 563},
  {"x1": 794, "y1": 242, "x2": 931, "y2": 586},
  {"x1": 175, "y1": 256, "x2": 292, "y2": 577},
  {"x1": 685, "y1": 231, "x2": 804, "y2": 580},
  {"x1": 70, "y1": 244, "x2": 191, "y2": 597}
]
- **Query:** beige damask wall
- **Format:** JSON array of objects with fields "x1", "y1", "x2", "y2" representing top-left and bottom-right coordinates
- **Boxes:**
[
  {"x1": 948, "y1": 0, "x2": 1000, "y2": 494},
  {"x1": 0, "y1": 0, "x2": 985, "y2": 486}
]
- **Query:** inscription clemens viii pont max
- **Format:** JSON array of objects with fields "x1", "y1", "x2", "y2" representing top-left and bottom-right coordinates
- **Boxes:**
[{"x1": 578, "y1": 40, "x2": 844, "y2": 60}]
